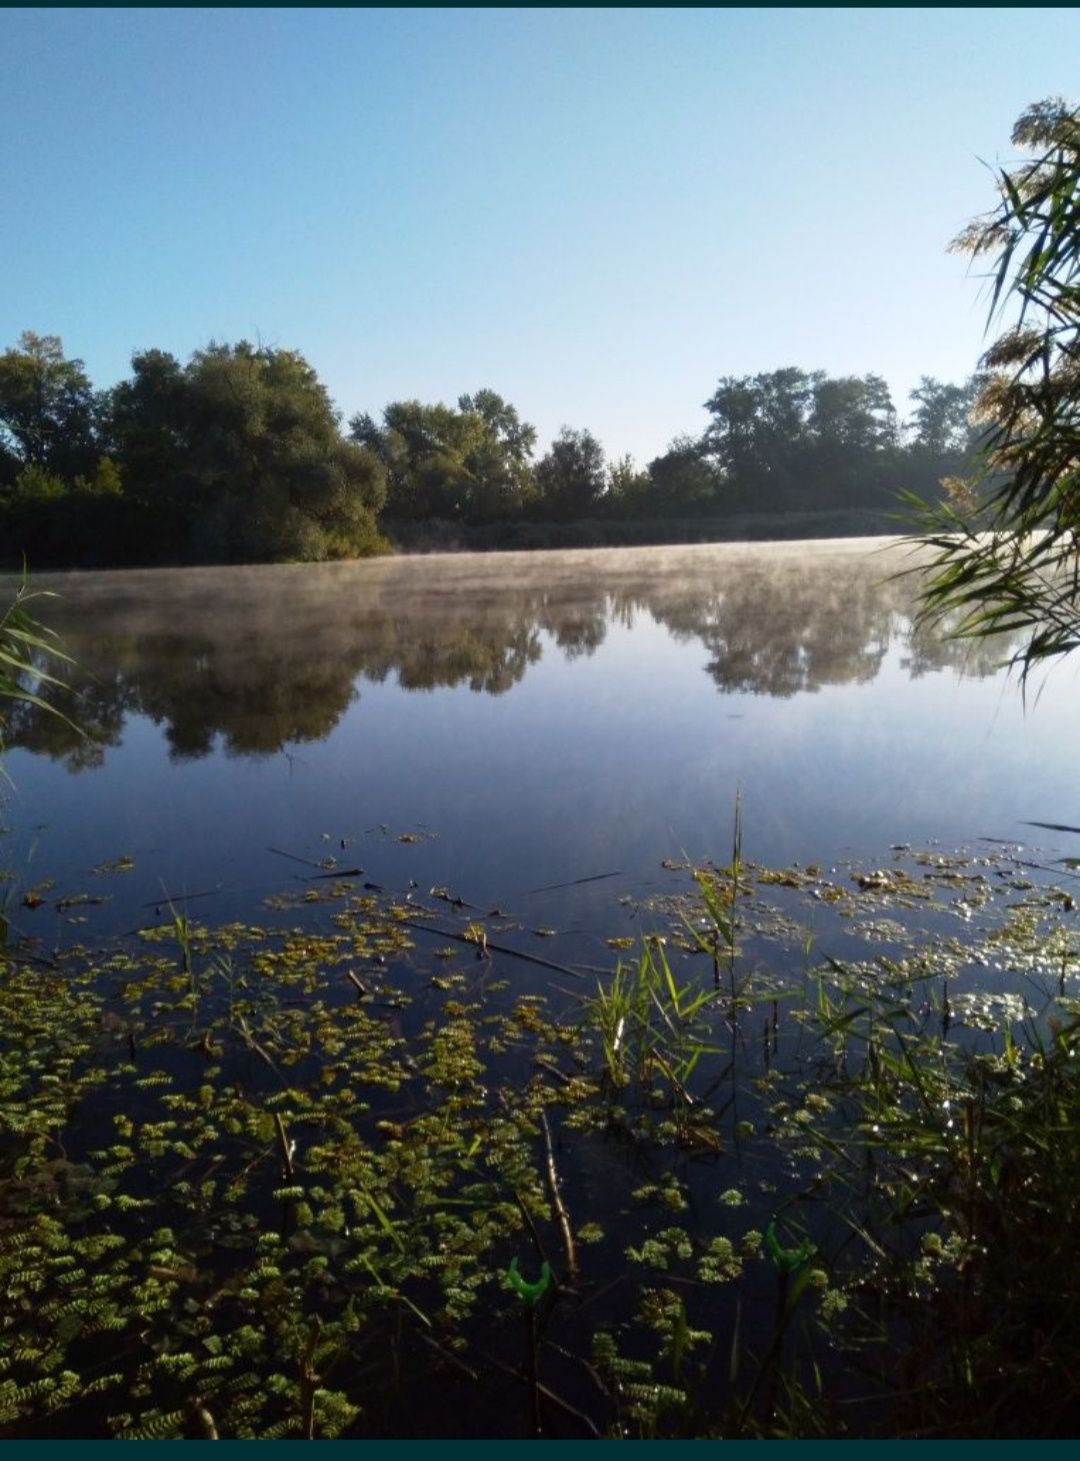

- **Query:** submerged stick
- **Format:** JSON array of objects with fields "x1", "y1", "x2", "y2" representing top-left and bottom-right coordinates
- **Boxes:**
[
  {"x1": 512, "y1": 1188, "x2": 554, "y2": 1272},
  {"x1": 273, "y1": 1112, "x2": 295, "y2": 1181},
  {"x1": 538, "y1": 1109, "x2": 579, "y2": 1281},
  {"x1": 430, "y1": 886, "x2": 485, "y2": 911},
  {"x1": 417, "y1": 1330, "x2": 479, "y2": 1382},
  {"x1": 236, "y1": 1014, "x2": 281, "y2": 1076},
  {"x1": 299, "y1": 1350, "x2": 317, "y2": 1442},
  {"x1": 266, "y1": 846, "x2": 323, "y2": 868},
  {"x1": 140, "y1": 886, "x2": 222, "y2": 909},
  {"x1": 473, "y1": 1347, "x2": 601, "y2": 1439},
  {"x1": 394, "y1": 916, "x2": 585, "y2": 979},
  {"x1": 524, "y1": 870, "x2": 622, "y2": 895},
  {"x1": 188, "y1": 1398, "x2": 219, "y2": 1440},
  {"x1": 526, "y1": 1306, "x2": 541, "y2": 1437},
  {"x1": 533, "y1": 1055, "x2": 575, "y2": 1087},
  {"x1": 650, "y1": 1046, "x2": 700, "y2": 1108}
]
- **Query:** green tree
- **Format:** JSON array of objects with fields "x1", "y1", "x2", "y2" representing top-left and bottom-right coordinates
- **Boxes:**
[
  {"x1": 910, "y1": 98, "x2": 1080, "y2": 680},
  {"x1": 906, "y1": 376, "x2": 983, "y2": 457},
  {"x1": 701, "y1": 369, "x2": 815, "y2": 510},
  {"x1": 73, "y1": 456, "x2": 123, "y2": 496},
  {"x1": 351, "y1": 391, "x2": 536, "y2": 520},
  {"x1": 457, "y1": 389, "x2": 537, "y2": 469},
  {"x1": 533, "y1": 427, "x2": 606, "y2": 518},
  {"x1": 606, "y1": 453, "x2": 653, "y2": 514},
  {"x1": 644, "y1": 438, "x2": 719, "y2": 515},
  {"x1": 701, "y1": 368, "x2": 906, "y2": 513},
  {"x1": 0, "y1": 332, "x2": 97, "y2": 483},
  {"x1": 106, "y1": 342, "x2": 388, "y2": 562},
  {"x1": 810, "y1": 373, "x2": 897, "y2": 454},
  {"x1": 101, "y1": 349, "x2": 189, "y2": 500},
  {"x1": 11, "y1": 464, "x2": 68, "y2": 501}
]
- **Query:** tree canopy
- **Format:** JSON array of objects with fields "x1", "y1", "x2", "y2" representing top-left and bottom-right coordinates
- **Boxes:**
[
  {"x1": 2, "y1": 339, "x2": 388, "y2": 565},
  {"x1": 349, "y1": 390, "x2": 536, "y2": 522},
  {"x1": 1, "y1": 328, "x2": 983, "y2": 565},
  {"x1": 0, "y1": 332, "x2": 97, "y2": 484}
]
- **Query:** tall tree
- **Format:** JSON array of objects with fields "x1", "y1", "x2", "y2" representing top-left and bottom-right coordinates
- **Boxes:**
[
  {"x1": 810, "y1": 374, "x2": 897, "y2": 454},
  {"x1": 106, "y1": 341, "x2": 388, "y2": 561},
  {"x1": 645, "y1": 437, "x2": 719, "y2": 514},
  {"x1": 701, "y1": 368, "x2": 815, "y2": 509},
  {"x1": 351, "y1": 391, "x2": 536, "y2": 520},
  {"x1": 0, "y1": 332, "x2": 97, "y2": 483},
  {"x1": 906, "y1": 376, "x2": 982, "y2": 456},
  {"x1": 533, "y1": 427, "x2": 606, "y2": 518}
]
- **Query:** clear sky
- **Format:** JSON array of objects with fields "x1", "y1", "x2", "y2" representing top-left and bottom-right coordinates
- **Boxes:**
[{"x1": 3, "y1": 7, "x2": 1079, "y2": 465}]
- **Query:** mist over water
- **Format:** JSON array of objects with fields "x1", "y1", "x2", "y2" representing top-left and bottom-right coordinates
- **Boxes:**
[{"x1": 4, "y1": 539, "x2": 1079, "y2": 941}]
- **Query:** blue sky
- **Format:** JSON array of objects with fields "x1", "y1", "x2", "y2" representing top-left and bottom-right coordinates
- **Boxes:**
[{"x1": 3, "y1": 7, "x2": 1079, "y2": 464}]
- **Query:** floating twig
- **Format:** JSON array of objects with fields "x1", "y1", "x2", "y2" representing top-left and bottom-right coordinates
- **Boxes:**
[
  {"x1": 140, "y1": 886, "x2": 222, "y2": 910},
  {"x1": 524, "y1": 870, "x2": 622, "y2": 895},
  {"x1": 417, "y1": 1330, "x2": 479, "y2": 1382},
  {"x1": 472, "y1": 1347, "x2": 601, "y2": 1439},
  {"x1": 430, "y1": 885, "x2": 484, "y2": 911},
  {"x1": 650, "y1": 1046, "x2": 700, "y2": 1108},
  {"x1": 299, "y1": 1330, "x2": 318, "y2": 1441},
  {"x1": 512, "y1": 1188, "x2": 554, "y2": 1270},
  {"x1": 188, "y1": 1398, "x2": 219, "y2": 1440},
  {"x1": 394, "y1": 916, "x2": 585, "y2": 979},
  {"x1": 534, "y1": 1056, "x2": 575, "y2": 1087},
  {"x1": 539, "y1": 1109, "x2": 579, "y2": 1280},
  {"x1": 273, "y1": 1112, "x2": 295, "y2": 1182},
  {"x1": 266, "y1": 846, "x2": 322, "y2": 868},
  {"x1": 236, "y1": 1014, "x2": 281, "y2": 1076}
]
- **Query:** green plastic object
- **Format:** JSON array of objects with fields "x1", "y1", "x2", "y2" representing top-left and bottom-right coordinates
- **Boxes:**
[
  {"x1": 765, "y1": 1220, "x2": 815, "y2": 1274},
  {"x1": 507, "y1": 1256, "x2": 552, "y2": 1307}
]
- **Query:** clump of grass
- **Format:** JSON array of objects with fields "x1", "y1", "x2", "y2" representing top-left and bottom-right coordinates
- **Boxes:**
[
  {"x1": 588, "y1": 937, "x2": 720, "y2": 1127},
  {"x1": 786, "y1": 956, "x2": 1080, "y2": 1438},
  {"x1": 0, "y1": 566, "x2": 78, "y2": 760}
]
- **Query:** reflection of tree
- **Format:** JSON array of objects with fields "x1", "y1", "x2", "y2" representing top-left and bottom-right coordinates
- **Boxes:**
[
  {"x1": 3, "y1": 545, "x2": 1015, "y2": 768},
  {"x1": 620, "y1": 554, "x2": 899, "y2": 697},
  {"x1": 901, "y1": 624, "x2": 1012, "y2": 683}
]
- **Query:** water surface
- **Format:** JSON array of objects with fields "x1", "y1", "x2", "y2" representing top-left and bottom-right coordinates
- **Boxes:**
[
  {"x1": 4, "y1": 539, "x2": 1079, "y2": 943},
  {"x1": 5, "y1": 538, "x2": 1080, "y2": 1438}
]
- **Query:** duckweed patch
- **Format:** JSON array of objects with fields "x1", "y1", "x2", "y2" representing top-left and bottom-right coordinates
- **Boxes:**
[{"x1": 2, "y1": 844, "x2": 1079, "y2": 1437}]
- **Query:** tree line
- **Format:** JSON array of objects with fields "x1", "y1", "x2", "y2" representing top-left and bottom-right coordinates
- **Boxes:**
[{"x1": 0, "y1": 331, "x2": 983, "y2": 566}]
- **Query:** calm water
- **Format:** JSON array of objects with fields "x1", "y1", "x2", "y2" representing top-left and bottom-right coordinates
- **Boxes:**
[
  {"x1": 4, "y1": 538, "x2": 1080, "y2": 945},
  {"x1": 5, "y1": 538, "x2": 1080, "y2": 1437},
  {"x1": 6, "y1": 546, "x2": 1080, "y2": 946}
]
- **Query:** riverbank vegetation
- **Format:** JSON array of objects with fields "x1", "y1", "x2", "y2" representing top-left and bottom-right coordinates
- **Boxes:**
[
  {"x1": 1, "y1": 841, "x2": 1078, "y2": 1437},
  {"x1": 0, "y1": 331, "x2": 981, "y2": 567},
  {"x1": 910, "y1": 99, "x2": 1080, "y2": 682}
]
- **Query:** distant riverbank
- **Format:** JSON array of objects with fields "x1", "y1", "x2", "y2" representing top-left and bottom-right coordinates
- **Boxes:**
[
  {"x1": 1, "y1": 508, "x2": 900, "y2": 572},
  {"x1": 384, "y1": 507, "x2": 897, "y2": 554}
]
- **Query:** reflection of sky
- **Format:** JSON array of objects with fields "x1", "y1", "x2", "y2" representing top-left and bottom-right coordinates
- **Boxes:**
[{"x1": 5, "y1": 547, "x2": 1080, "y2": 946}]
